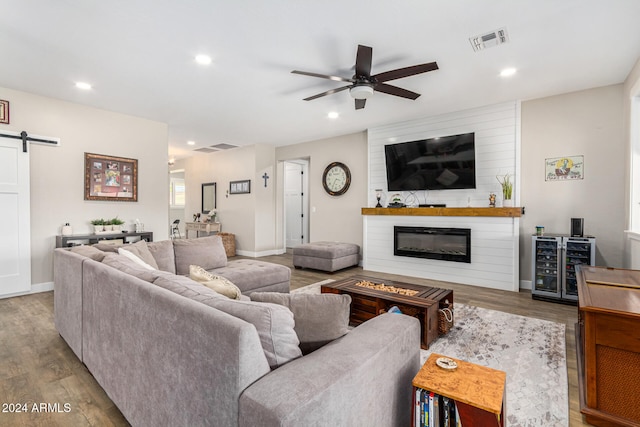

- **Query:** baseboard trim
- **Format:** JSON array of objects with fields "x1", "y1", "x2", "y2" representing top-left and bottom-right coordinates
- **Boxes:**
[
  {"x1": 0, "y1": 281, "x2": 53, "y2": 300},
  {"x1": 235, "y1": 248, "x2": 286, "y2": 258},
  {"x1": 520, "y1": 280, "x2": 532, "y2": 290}
]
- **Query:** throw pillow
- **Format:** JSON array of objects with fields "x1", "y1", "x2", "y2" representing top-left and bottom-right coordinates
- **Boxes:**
[
  {"x1": 173, "y1": 235, "x2": 227, "y2": 275},
  {"x1": 102, "y1": 253, "x2": 162, "y2": 283},
  {"x1": 118, "y1": 247, "x2": 156, "y2": 271},
  {"x1": 69, "y1": 245, "x2": 106, "y2": 262},
  {"x1": 93, "y1": 242, "x2": 123, "y2": 253},
  {"x1": 147, "y1": 240, "x2": 176, "y2": 274},
  {"x1": 153, "y1": 275, "x2": 301, "y2": 369},
  {"x1": 250, "y1": 292, "x2": 352, "y2": 354},
  {"x1": 119, "y1": 240, "x2": 159, "y2": 270},
  {"x1": 189, "y1": 265, "x2": 242, "y2": 299}
]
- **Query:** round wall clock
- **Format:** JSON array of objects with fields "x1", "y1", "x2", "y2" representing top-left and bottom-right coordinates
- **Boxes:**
[{"x1": 322, "y1": 162, "x2": 351, "y2": 196}]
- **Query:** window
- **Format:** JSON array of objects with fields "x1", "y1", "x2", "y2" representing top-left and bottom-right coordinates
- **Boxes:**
[{"x1": 170, "y1": 177, "x2": 185, "y2": 208}]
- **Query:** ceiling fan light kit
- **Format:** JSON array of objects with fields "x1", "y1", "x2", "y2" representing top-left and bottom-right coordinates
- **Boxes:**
[
  {"x1": 350, "y1": 85, "x2": 374, "y2": 99},
  {"x1": 292, "y1": 44, "x2": 438, "y2": 110}
]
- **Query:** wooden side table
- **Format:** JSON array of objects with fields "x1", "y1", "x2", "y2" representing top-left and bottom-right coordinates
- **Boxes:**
[
  {"x1": 412, "y1": 353, "x2": 506, "y2": 427},
  {"x1": 185, "y1": 221, "x2": 221, "y2": 239}
]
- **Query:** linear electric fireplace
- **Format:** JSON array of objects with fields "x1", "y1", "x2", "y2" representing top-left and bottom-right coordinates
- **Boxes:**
[{"x1": 394, "y1": 226, "x2": 471, "y2": 263}]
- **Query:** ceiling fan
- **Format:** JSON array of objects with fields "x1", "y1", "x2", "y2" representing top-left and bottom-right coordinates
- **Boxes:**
[{"x1": 292, "y1": 44, "x2": 438, "y2": 110}]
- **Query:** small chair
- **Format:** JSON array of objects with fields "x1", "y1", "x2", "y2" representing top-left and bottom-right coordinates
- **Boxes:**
[{"x1": 171, "y1": 219, "x2": 181, "y2": 239}]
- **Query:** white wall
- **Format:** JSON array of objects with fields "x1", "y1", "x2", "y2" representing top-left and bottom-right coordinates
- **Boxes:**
[
  {"x1": 0, "y1": 86, "x2": 169, "y2": 287},
  {"x1": 275, "y1": 132, "x2": 368, "y2": 252},
  {"x1": 520, "y1": 85, "x2": 625, "y2": 282},
  {"x1": 365, "y1": 102, "x2": 520, "y2": 291},
  {"x1": 624, "y1": 57, "x2": 640, "y2": 268},
  {"x1": 172, "y1": 144, "x2": 277, "y2": 256}
]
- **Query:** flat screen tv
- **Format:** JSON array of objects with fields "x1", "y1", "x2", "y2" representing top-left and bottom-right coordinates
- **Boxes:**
[{"x1": 384, "y1": 132, "x2": 476, "y2": 191}]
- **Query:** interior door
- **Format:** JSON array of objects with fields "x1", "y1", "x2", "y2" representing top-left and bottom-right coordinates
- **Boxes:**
[
  {"x1": 285, "y1": 162, "x2": 304, "y2": 248},
  {"x1": 0, "y1": 136, "x2": 31, "y2": 297}
]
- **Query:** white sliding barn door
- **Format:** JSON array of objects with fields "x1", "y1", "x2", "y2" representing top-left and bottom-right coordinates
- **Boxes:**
[{"x1": 0, "y1": 136, "x2": 31, "y2": 297}]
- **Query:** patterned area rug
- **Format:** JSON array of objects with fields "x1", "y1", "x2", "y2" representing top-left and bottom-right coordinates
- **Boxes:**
[{"x1": 293, "y1": 280, "x2": 568, "y2": 427}]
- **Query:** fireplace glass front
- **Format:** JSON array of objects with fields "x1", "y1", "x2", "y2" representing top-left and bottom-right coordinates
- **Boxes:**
[{"x1": 394, "y1": 226, "x2": 471, "y2": 263}]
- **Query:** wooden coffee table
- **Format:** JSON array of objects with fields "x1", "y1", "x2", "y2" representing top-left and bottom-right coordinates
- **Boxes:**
[{"x1": 321, "y1": 275, "x2": 454, "y2": 349}]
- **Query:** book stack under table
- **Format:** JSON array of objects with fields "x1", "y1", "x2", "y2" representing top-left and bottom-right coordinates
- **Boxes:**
[{"x1": 412, "y1": 353, "x2": 506, "y2": 427}]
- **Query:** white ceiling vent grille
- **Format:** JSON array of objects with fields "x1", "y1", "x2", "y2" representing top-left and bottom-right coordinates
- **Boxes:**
[
  {"x1": 194, "y1": 147, "x2": 217, "y2": 153},
  {"x1": 470, "y1": 27, "x2": 509, "y2": 52}
]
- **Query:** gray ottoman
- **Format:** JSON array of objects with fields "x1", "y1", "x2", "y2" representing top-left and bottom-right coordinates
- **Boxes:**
[{"x1": 293, "y1": 241, "x2": 360, "y2": 272}]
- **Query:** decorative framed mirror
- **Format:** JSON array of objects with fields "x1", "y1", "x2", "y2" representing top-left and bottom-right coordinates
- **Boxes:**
[{"x1": 201, "y1": 182, "x2": 216, "y2": 213}]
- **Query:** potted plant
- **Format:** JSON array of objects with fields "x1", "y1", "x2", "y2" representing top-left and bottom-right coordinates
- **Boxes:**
[
  {"x1": 90, "y1": 218, "x2": 105, "y2": 233},
  {"x1": 103, "y1": 219, "x2": 113, "y2": 232},
  {"x1": 496, "y1": 173, "x2": 513, "y2": 207},
  {"x1": 111, "y1": 216, "x2": 125, "y2": 232}
]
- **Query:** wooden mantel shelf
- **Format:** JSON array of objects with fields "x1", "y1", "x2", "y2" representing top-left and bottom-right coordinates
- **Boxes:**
[{"x1": 361, "y1": 207, "x2": 523, "y2": 217}]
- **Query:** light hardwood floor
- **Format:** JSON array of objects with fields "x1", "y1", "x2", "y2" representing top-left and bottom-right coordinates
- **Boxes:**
[{"x1": 0, "y1": 252, "x2": 588, "y2": 426}]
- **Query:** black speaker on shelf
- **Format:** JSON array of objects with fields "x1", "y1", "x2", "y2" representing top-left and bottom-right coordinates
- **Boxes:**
[{"x1": 571, "y1": 218, "x2": 584, "y2": 237}]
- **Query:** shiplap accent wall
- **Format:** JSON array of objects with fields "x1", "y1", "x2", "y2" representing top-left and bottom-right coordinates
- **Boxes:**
[{"x1": 364, "y1": 101, "x2": 521, "y2": 291}]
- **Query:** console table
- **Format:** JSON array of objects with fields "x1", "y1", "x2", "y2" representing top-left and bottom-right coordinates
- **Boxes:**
[
  {"x1": 56, "y1": 231, "x2": 153, "y2": 248},
  {"x1": 185, "y1": 221, "x2": 221, "y2": 239},
  {"x1": 576, "y1": 266, "x2": 640, "y2": 426}
]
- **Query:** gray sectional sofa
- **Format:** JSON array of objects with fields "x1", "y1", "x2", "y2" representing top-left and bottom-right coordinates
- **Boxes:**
[{"x1": 53, "y1": 235, "x2": 421, "y2": 426}]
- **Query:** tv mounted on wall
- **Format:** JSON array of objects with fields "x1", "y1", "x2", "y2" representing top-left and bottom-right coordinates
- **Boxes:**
[{"x1": 384, "y1": 132, "x2": 476, "y2": 191}]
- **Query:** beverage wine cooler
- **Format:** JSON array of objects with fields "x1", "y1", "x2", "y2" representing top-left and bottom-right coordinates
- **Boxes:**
[{"x1": 531, "y1": 235, "x2": 596, "y2": 303}]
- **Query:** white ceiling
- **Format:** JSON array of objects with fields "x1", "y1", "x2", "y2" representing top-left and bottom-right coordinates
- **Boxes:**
[{"x1": 1, "y1": 0, "x2": 639, "y2": 160}]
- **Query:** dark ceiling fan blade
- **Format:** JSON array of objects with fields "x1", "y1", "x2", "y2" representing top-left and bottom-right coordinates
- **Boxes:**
[
  {"x1": 355, "y1": 98, "x2": 366, "y2": 110},
  {"x1": 303, "y1": 85, "x2": 351, "y2": 101},
  {"x1": 355, "y1": 45, "x2": 373, "y2": 78},
  {"x1": 291, "y1": 70, "x2": 354, "y2": 83},
  {"x1": 373, "y1": 62, "x2": 439, "y2": 83},
  {"x1": 374, "y1": 83, "x2": 421, "y2": 100}
]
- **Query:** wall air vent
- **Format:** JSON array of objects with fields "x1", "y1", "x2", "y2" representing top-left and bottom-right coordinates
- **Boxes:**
[{"x1": 469, "y1": 27, "x2": 509, "y2": 52}]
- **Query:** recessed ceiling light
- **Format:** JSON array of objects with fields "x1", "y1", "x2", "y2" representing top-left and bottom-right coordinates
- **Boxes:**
[
  {"x1": 195, "y1": 54, "x2": 212, "y2": 65},
  {"x1": 500, "y1": 68, "x2": 517, "y2": 77},
  {"x1": 327, "y1": 112, "x2": 339, "y2": 119},
  {"x1": 187, "y1": 140, "x2": 196, "y2": 146},
  {"x1": 75, "y1": 82, "x2": 92, "y2": 90}
]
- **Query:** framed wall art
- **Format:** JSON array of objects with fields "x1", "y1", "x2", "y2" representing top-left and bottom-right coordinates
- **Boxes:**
[
  {"x1": 229, "y1": 180, "x2": 251, "y2": 194},
  {"x1": 0, "y1": 100, "x2": 9, "y2": 124},
  {"x1": 545, "y1": 155, "x2": 584, "y2": 181},
  {"x1": 84, "y1": 152, "x2": 138, "y2": 201}
]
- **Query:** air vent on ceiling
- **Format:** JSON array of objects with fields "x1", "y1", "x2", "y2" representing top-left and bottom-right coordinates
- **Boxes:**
[
  {"x1": 210, "y1": 143, "x2": 238, "y2": 150},
  {"x1": 194, "y1": 147, "x2": 217, "y2": 153},
  {"x1": 469, "y1": 27, "x2": 509, "y2": 52}
]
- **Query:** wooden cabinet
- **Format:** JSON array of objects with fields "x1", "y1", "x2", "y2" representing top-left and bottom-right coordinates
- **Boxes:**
[
  {"x1": 412, "y1": 353, "x2": 506, "y2": 427},
  {"x1": 576, "y1": 266, "x2": 640, "y2": 427}
]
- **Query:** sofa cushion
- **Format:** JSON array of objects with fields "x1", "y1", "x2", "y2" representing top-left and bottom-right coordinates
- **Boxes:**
[
  {"x1": 173, "y1": 235, "x2": 227, "y2": 275},
  {"x1": 212, "y1": 259, "x2": 291, "y2": 294},
  {"x1": 147, "y1": 240, "x2": 176, "y2": 274},
  {"x1": 119, "y1": 240, "x2": 159, "y2": 270},
  {"x1": 117, "y1": 247, "x2": 156, "y2": 270},
  {"x1": 101, "y1": 253, "x2": 162, "y2": 283},
  {"x1": 93, "y1": 242, "x2": 124, "y2": 253},
  {"x1": 69, "y1": 245, "x2": 106, "y2": 262},
  {"x1": 153, "y1": 275, "x2": 301, "y2": 369},
  {"x1": 250, "y1": 292, "x2": 352, "y2": 354},
  {"x1": 189, "y1": 265, "x2": 242, "y2": 299}
]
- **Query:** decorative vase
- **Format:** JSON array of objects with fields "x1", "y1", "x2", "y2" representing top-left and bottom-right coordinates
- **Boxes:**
[
  {"x1": 503, "y1": 199, "x2": 513, "y2": 207},
  {"x1": 62, "y1": 223, "x2": 73, "y2": 236}
]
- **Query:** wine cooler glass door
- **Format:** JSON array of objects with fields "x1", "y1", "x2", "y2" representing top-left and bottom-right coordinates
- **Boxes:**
[{"x1": 532, "y1": 236, "x2": 561, "y2": 299}]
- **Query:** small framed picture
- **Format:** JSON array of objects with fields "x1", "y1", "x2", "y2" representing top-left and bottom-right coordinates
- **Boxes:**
[
  {"x1": 0, "y1": 100, "x2": 9, "y2": 124},
  {"x1": 229, "y1": 180, "x2": 251, "y2": 194}
]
